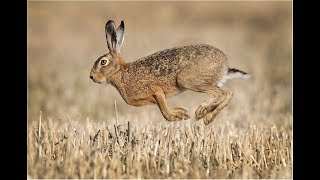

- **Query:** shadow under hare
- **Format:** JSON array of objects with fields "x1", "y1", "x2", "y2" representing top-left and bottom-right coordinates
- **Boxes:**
[{"x1": 90, "y1": 20, "x2": 250, "y2": 125}]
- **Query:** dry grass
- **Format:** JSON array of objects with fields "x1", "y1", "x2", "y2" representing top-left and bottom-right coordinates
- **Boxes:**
[
  {"x1": 28, "y1": 111, "x2": 292, "y2": 179},
  {"x1": 28, "y1": 1, "x2": 292, "y2": 179}
]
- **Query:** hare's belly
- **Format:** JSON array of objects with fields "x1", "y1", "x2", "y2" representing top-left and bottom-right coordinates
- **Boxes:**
[
  {"x1": 127, "y1": 81, "x2": 181, "y2": 97},
  {"x1": 124, "y1": 76, "x2": 182, "y2": 106}
]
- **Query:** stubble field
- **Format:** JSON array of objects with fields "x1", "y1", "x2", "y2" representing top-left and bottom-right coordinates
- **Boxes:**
[{"x1": 28, "y1": 1, "x2": 292, "y2": 179}]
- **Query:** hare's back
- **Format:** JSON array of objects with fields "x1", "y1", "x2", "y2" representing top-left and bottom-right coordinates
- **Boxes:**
[{"x1": 135, "y1": 44, "x2": 227, "y2": 71}]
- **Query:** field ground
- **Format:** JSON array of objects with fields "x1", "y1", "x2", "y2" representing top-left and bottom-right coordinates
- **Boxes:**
[
  {"x1": 28, "y1": 112, "x2": 292, "y2": 178},
  {"x1": 28, "y1": 1, "x2": 292, "y2": 179}
]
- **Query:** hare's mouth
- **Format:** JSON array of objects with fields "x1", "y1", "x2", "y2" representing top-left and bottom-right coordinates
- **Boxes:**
[
  {"x1": 94, "y1": 80, "x2": 103, "y2": 84},
  {"x1": 90, "y1": 75, "x2": 107, "y2": 84},
  {"x1": 91, "y1": 78, "x2": 101, "y2": 84},
  {"x1": 93, "y1": 79, "x2": 107, "y2": 84}
]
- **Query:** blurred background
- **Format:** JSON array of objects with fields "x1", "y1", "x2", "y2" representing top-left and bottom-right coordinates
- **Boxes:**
[{"x1": 28, "y1": 1, "x2": 292, "y2": 129}]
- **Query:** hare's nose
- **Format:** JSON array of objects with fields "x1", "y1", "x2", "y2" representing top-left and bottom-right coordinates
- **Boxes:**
[{"x1": 90, "y1": 75, "x2": 93, "y2": 79}]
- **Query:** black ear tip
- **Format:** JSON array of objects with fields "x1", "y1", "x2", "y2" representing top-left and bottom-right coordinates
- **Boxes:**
[
  {"x1": 120, "y1": 20, "x2": 124, "y2": 26},
  {"x1": 106, "y1": 20, "x2": 115, "y2": 26}
]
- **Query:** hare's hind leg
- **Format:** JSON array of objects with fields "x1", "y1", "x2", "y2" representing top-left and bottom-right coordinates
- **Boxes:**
[
  {"x1": 193, "y1": 87, "x2": 229, "y2": 120},
  {"x1": 152, "y1": 86, "x2": 190, "y2": 122},
  {"x1": 177, "y1": 77, "x2": 232, "y2": 124},
  {"x1": 202, "y1": 90, "x2": 233, "y2": 125},
  {"x1": 188, "y1": 86, "x2": 232, "y2": 122},
  {"x1": 176, "y1": 62, "x2": 231, "y2": 124}
]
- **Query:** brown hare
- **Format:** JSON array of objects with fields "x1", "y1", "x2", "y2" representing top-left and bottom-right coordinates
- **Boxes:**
[{"x1": 90, "y1": 20, "x2": 250, "y2": 125}]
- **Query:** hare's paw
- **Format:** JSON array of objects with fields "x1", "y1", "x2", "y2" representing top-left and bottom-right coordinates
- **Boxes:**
[
  {"x1": 168, "y1": 107, "x2": 190, "y2": 121},
  {"x1": 195, "y1": 105, "x2": 208, "y2": 120},
  {"x1": 173, "y1": 107, "x2": 188, "y2": 114},
  {"x1": 203, "y1": 111, "x2": 219, "y2": 125},
  {"x1": 195, "y1": 101, "x2": 218, "y2": 120}
]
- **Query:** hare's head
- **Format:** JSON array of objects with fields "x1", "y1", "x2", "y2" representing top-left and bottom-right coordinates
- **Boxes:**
[{"x1": 90, "y1": 20, "x2": 125, "y2": 84}]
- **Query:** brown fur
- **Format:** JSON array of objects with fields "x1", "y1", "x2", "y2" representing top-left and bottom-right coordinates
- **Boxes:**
[{"x1": 90, "y1": 20, "x2": 249, "y2": 125}]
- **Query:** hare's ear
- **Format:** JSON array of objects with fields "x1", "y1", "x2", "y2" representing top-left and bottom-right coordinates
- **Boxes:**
[
  {"x1": 116, "y1": 21, "x2": 125, "y2": 51},
  {"x1": 105, "y1": 20, "x2": 117, "y2": 52}
]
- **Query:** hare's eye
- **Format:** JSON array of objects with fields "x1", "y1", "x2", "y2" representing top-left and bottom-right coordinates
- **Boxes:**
[{"x1": 100, "y1": 60, "x2": 108, "y2": 66}]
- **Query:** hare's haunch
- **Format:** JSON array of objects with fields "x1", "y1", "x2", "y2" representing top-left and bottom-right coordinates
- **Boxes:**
[{"x1": 90, "y1": 20, "x2": 250, "y2": 125}]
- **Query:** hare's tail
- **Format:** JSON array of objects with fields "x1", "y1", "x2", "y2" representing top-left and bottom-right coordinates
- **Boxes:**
[
  {"x1": 217, "y1": 68, "x2": 250, "y2": 87},
  {"x1": 226, "y1": 68, "x2": 251, "y2": 80}
]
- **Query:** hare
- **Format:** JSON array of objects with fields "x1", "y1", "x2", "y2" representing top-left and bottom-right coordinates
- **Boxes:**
[{"x1": 90, "y1": 20, "x2": 250, "y2": 125}]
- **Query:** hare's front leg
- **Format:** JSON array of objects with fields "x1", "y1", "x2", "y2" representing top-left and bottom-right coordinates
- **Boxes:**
[{"x1": 153, "y1": 87, "x2": 190, "y2": 121}]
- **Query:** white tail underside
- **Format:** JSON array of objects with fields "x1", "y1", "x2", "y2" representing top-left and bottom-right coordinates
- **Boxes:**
[{"x1": 217, "y1": 71, "x2": 251, "y2": 87}]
